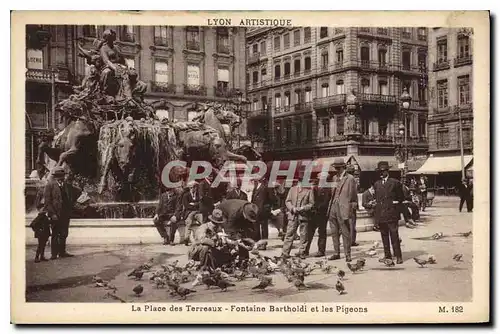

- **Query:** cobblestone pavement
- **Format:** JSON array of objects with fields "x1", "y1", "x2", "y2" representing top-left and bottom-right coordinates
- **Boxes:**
[{"x1": 25, "y1": 197, "x2": 472, "y2": 303}]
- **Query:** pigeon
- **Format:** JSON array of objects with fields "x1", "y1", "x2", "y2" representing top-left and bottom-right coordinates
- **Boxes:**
[
  {"x1": 293, "y1": 278, "x2": 307, "y2": 290},
  {"x1": 201, "y1": 272, "x2": 218, "y2": 289},
  {"x1": 314, "y1": 259, "x2": 327, "y2": 269},
  {"x1": 92, "y1": 275, "x2": 104, "y2": 284},
  {"x1": 133, "y1": 284, "x2": 144, "y2": 296},
  {"x1": 322, "y1": 264, "x2": 334, "y2": 274},
  {"x1": 368, "y1": 241, "x2": 380, "y2": 251},
  {"x1": 232, "y1": 269, "x2": 248, "y2": 281},
  {"x1": 453, "y1": 254, "x2": 464, "y2": 262},
  {"x1": 356, "y1": 258, "x2": 366, "y2": 270},
  {"x1": 459, "y1": 231, "x2": 472, "y2": 238},
  {"x1": 413, "y1": 257, "x2": 428, "y2": 267},
  {"x1": 252, "y1": 276, "x2": 273, "y2": 290},
  {"x1": 365, "y1": 249, "x2": 377, "y2": 257},
  {"x1": 217, "y1": 278, "x2": 236, "y2": 292},
  {"x1": 154, "y1": 276, "x2": 166, "y2": 288},
  {"x1": 431, "y1": 232, "x2": 444, "y2": 240},
  {"x1": 335, "y1": 280, "x2": 345, "y2": 295},
  {"x1": 337, "y1": 269, "x2": 346, "y2": 280},
  {"x1": 175, "y1": 286, "x2": 196, "y2": 300},
  {"x1": 347, "y1": 262, "x2": 361, "y2": 273},
  {"x1": 128, "y1": 269, "x2": 144, "y2": 280},
  {"x1": 427, "y1": 255, "x2": 437, "y2": 264},
  {"x1": 383, "y1": 258, "x2": 395, "y2": 267}
]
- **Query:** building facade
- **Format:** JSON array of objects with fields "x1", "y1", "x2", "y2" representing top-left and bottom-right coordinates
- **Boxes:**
[
  {"x1": 25, "y1": 25, "x2": 247, "y2": 176},
  {"x1": 245, "y1": 27, "x2": 429, "y2": 189},
  {"x1": 417, "y1": 27, "x2": 473, "y2": 189}
]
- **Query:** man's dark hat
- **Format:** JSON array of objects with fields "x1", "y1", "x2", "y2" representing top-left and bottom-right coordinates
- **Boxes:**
[
  {"x1": 242, "y1": 203, "x2": 258, "y2": 223},
  {"x1": 332, "y1": 158, "x2": 346, "y2": 168},
  {"x1": 208, "y1": 209, "x2": 227, "y2": 224},
  {"x1": 376, "y1": 161, "x2": 391, "y2": 171}
]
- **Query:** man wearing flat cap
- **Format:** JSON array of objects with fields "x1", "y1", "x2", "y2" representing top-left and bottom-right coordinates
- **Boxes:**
[
  {"x1": 373, "y1": 161, "x2": 405, "y2": 264},
  {"x1": 326, "y1": 158, "x2": 358, "y2": 262},
  {"x1": 42, "y1": 167, "x2": 82, "y2": 259}
]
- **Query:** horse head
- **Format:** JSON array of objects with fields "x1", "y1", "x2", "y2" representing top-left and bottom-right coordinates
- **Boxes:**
[{"x1": 215, "y1": 106, "x2": 241, "y2": 130}]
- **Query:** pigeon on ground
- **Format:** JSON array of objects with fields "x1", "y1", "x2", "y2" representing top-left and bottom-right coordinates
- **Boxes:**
[
  {"x1": 365, "y1": 249, "x2": 377, "y2": 257},
  {"x1": 217, "y1": 278, "x2": 236, "y2": 292},
  {"x1": 459, "y1": 231, "x2": 472, "y2": 238},
  {"x1": 427, "y1": 254, "x2": 437, "y2": 264},
  {"x1": 356, "y1": 258, "x2": 366, "y2": 270},
  {"x1": 337, "y1": 269, "x2": 346, "y2": 280},
  {"x1": 175, "y1": 286, "x2": 196, "y2": 300},
  {"x1": 128, "y1": 269, "x2": 144, "y2": 280},
  {"x1": 347, "y1": 262, "x2": 361, "y2": 273},
  {"x1": 336, "y1": 280, "x2": 345, "y2": 295},
  {"x1": 322, "y1": 264, "x2": 334, "y2": 274},
  {"x1": 133, "y1": 284, "x2": 144, "y2": 296},
  {"x1": 92, "y1": 275, "x2": 104, "y2": 284},
  {"x1": 293, "y1": 278, "x2": 307, "y2": 290},
  {"x1": 453, "y1": 254, "x2": 464, "y2": 262},
  {"x1": 251, "y1": 276, "x2": 273, "y2": 290},
  {"x1": 413, "y1": 257, "x2": 428, "y2": 267},
  {"x1": 201, "y1": 271, "x2": 218, "y2": 289},
  {"x1": 431, "y1": 232, "x2": 444, "y2": 240},
  {"x1": 383, "y1": 258, "x2": 395, "y2": 267}
]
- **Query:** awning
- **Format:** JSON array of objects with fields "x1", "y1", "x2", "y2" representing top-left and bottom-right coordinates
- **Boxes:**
[
  {"x1": 409, "y1": 155, "x2": 473, "y2": 174},
  {"x1": 347, "y1": 155, "x2": 400, "y2": 171}
]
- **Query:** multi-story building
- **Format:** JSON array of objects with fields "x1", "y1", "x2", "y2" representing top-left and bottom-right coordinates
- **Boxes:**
[
  {"x1": 245, "y1": 27, "x2": 429, "y2": 189},
  {"x1": 25, "y1": 25, "x2": 247, "y2": 176},
  {"x1": 414, "y1": 27, "x2": 473, "y2": 189}
]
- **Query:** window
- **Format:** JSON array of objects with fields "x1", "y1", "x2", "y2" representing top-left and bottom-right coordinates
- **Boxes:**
[
  {"x1": 305, "y1": 57, "x2": 311, "y2": 71},
  {"x1": 122, "y1": 25, "x2": 135, "y2": 42},
  {"x1": 260, "y1": 41, "x2": 266, "y2": 54},
  {"x1": 252, "y1": 71, "x2": 258, "y2": 84},
  {"x1": 304, "y1": 27, "x2": 311, "y2": 43},
  {"x1": 321, "y1": 52, "x2": 328, "y2": 68},
  {"x1": 217, "y1": 67, "x2": 229, "y2": 91},
  {"x1": 402, "y1": 50, "x2": 411, "y2": 70},
  {"x1": 187, "y1": 64, "x2": 200, "y2": 86},
  {"x1": 294, "y1": 90, "x2": 302, "y2": 105},
  {"x1": 437, "y1": 80, "x2": 448, "y2": 109},
  {"x1": 418, "y1": 116, "x2": 426, "y2": 136},
  {"x1": 377, "y1": 27, "x2": 388, "y2": 35},
  {"x1": 335, "y1": 28, "x2": 344, "y2": 35},
  {"x1": 246, "y1": 73, "x2": 249, "y2": 84},
  {"x1": 261, "y1": 68, "x2": 267, "y2": 77},
  {"x1": 294, "y1": 59, "x2": 300, "y2": 73},
  {"x1": 305, "y1": 118, "x2": 312, "y2": 143},
  {"x1": 252, "y1": 100, "x2": 259, "y2": 111},
  {"x1": 154, "y1": 26, "x2": 168, "y2": 46},
  {"x1": 402, "y1": 27, "x2": 411, "y2": 39},
  {"x1": 336, "y1": 80, "x2": 345, "y2": 94},
  {"x1": 154, "y1": 60, "x2": 169, "y2": 84},
  {"x1": 362, "y1": 119, "x2": 370, "y2": 135},
  {"x1": 378, "y1": 119, "x2": 388, "y2": 136},
  {"x1": 305, "y1": 89, "x2": 312, "y2": 102},
  {"x1": 252, "y1": 44, "x2": 258, "y2": 54},
  {"x1": 418, "y1": 85, "x2": 426, "y2": 105},
  {"x1": 284, "y1": 92, "x2": 290, "y2": 107},
  {"x1": 261, "y1": 96, "x2": 268, "y2": 111},
  {"x1": 379, "y1": 81, "x2": 388, "y2": 95},
  {"x1": 462, "y1": 127, "x2": 472, "y2": 147},
  {"x1": 320, "y1": 27, "x2": 328, "y2": 38},
  {"x1": 321, "y1": 84, "x2": 329, "y2": 97},
  {"x1": 417, "y1": 27, "x2": 427, "y2": 41},
  {"x1": 437, "y1": 129, "x2": 450, "y2": 148},
  {"x1": 336, "y1": 115, "x2": 345, "y2": 135},
  {"x1": 274, "y1": 36, "x2": 281, "y2": 51},
  {"x1": 458, "y1": 75, "x2": 470, "y2": 105},
  {"x1": 458, "y1": 35, "x2": 470, "y2": 58},
  {"x1": 275, "y1": 94, "x2": 282, "y2": 108},
  {"x1": 378, "y1": 49, "x2": 386, "y2": 66},
  {"x1": 295, "y1": 121, "x2": 302, "y2": 143},
  {"x1": 361, "y1": 46, "x2": 370, "y2": 66},
  {"x1": 336, "y1": 49, "x2": 344, "y2": 64},
  {"x1": 418, "y1": 52, "x2": 427, "y2": 70},
  {"x1": 361, "y1": 78, "x2": 370, "y2": 94},
  {"x1": 217, "y1": 29, "x2": 230, "y2": 54},
  {"x1": 285, "y1": 119, "x2": 292, "y2": 143},
  {"x1": 125, "y1": 57, "x2": 135, "y2": 69},
  {"x1": 83, "y1": 25, "x2": 98, "y2": 37},
  {"x1": 284, "y1": 62, "x2": 291, "y2": 76},
  {"x1": 274, "y1": 64, "x2": 281, "y2": 78},
  {"x1": 186, "y1": 27, "x2": 200, "y2": 50},
  {"x1": 321, "y1": 118, "x2": 330, "y2": 139},
  {"x1": 283, "y1": 33, "x2": 290, "y2": 49},
  {"x1": 402, "y1": 79, "x2": 411, "y2": 94},
  {"x1": 437, "y1": 39, "x2": 448, "y2": 62},
  {"x1": 294, "y1": 30, "x2": 300, "y2": 46}
]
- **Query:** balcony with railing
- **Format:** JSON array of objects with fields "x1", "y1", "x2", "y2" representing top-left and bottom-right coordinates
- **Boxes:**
[
  {"x1": 358, "y1": 93, "x2": 397, "y2": 105},
  {"x1": 214, "y1": 86, "x2": 235, "y2": 98},
  {"x1": 294, "y1": 102, "x2": 313, "y2": 113},
  {"x1": 402, "y1": 31, "x2": 412, "y2": 39},
  {"x1": 313, "y1": 94, "x2": 346, "y2": 110},
  {"x1": 248, "y1": 108, "x2": 269, "y2": 118},
  {"x1": 183, "y1": 84, "x2": 206, "y2": 96},
  {"x1": 154, "y1": 36, "x2": 169, "y2": 47},
  {"x1": 377, "y1": 28, "x2": 388, "y2": 35},
  {"x1": 217, "y1": 44, "x2": 231, "y2": 54},
  {"x1": 418, "y1": 34, "x2": 427, "y2": 41},
  {"x1": 248, "y1": 52, "x2": 260, "y2": 65},
  {"x1": 432, "y1": 60, "x2": 450, "y2": 71},
  {"x1": 26, "y1": 68, "x2": 55, "y2": 83},
  {"x1": 410, "y1": 100, "x2": 428, "y2": 110},
  {"x1": 361, "y1": 134, "x2": 395, "y2": 143},
  {"x1": 186, "y1": 40, "x2": 201, "y2": 51},
  {"x1": 151, "y1": 82, "x2": 176, "y2": 94},
  {"x1": 454, "y1": 54, "x2": 473, "y2": 67}
]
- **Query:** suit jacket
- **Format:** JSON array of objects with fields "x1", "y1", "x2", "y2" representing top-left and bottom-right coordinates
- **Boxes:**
[
  {"x1": 218, "y1": 199, "x2": 255, "y2": 239},
  {"x1": 285, "y1": 185, "x2": 315, "y2": 222},
  {"x1": 42, "y1": 179, "x2": 82, "y2": 222},
  {"x1": 373, "y1": 177, "x2": 404, "y2": 223},
  {"x1": 361, "y1": 189, "x2": 376, "y2": 216},
  {"x1": 458, "y1": 183, "x2": 473, "y2": 199},
  {"x1": 226, "y1": 188, "x2": 248, "y2": 201},
  {"x1": 251, "y1": 182, "x2": 272, "y2": 219},
  {"x1": 313, "y1": 186, "x2": 332, "y2": 217},
  {"x1": 327, "y1": 172, "x2": 358, "y2": 222},
  {"x1": 156, "y1": 190, "x2": 180, "y2": 222},
  {"x1": 198, "y1": 179, "x2": 214, "y2": 216},
  {"x1": 181, "y1": 189, "x2": 200, "y2": 219}
]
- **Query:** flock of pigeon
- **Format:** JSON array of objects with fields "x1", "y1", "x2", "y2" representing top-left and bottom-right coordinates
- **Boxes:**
[{"x1": 94, "y1": 230, "x2": 472, "y2": 302}]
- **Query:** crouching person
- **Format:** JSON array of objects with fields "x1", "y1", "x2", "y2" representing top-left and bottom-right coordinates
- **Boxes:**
[{"x1": 153, "y1": 187, "x2": 181, "y2": 245}]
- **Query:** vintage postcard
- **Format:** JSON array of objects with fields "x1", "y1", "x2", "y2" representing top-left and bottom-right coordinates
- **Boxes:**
[{"x1": 11, "y1": 10, "x2": 490, "y2": 324}]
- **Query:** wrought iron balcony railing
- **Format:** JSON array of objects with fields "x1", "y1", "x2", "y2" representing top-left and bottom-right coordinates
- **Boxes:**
[
  {"x1": 26, "y1": 68, "x2": 55, "y2": 83},
  {"x1": 154, "y1": 37, "x2": 169, "y2": 47},
  {"x1": 410, "y1": 100, "x2": 429, "y2": 110},
  {"x1": 313, "y1": 94, "x2": 346, "y2": 109},
  {"x1": 214, "y1": 86, "x2": 235, "y2": 98},
  {"x1": 359, "y1": 93, "x2": 397, "y2": 104},
  {"x1": 183, "y1": 84, "x2": 206, "y2": 96},
  {"x1": 248, "y1": 109, "x2": 268, "y2": 118},
  {"x1": 186, "y1": 40, "x2": 200, "y2": 51},
  {"x1": 151, "y1": 82, "x2": 176, "y2": 94},
  {"x1": 454, "y1": 55, "x2": 473, "y2": 67},
  {"x1": 248, "y1": 52, "x2": 260, "y2": 65},
  {"x1": 432, "y1": 60, "x2": 450, "y2": 71},
  {"x1": 293, "y1": 102, "x2": 313, "y2": 112}
]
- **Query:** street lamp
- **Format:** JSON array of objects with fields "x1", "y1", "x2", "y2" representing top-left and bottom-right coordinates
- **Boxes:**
[{"x1": 399, "y1": 87, "x2": 412, "y2": 184}]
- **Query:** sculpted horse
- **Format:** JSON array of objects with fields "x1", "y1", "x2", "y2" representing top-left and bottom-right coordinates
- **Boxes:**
[
  {"x1": 193, "y1": 103, "x2": 242, "y2": 144},
  {"x1": 36, "y1": 115, "x2": 98, "y2": 179}
]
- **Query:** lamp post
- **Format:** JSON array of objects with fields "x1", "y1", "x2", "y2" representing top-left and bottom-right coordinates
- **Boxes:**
[{"x1": 399, "y1": 87, "x2": 412, "y2": 184}]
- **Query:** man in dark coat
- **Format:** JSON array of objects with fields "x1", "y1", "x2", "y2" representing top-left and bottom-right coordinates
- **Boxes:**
[
  {"x1": 181, "y1": 181, "x2": 203, "y2": 246},
  {"x1": 154, "y1": 188, "x2": 181, "y2": 245},
  {"x1": 458, "y1": 178, "x2": 473, "y2": 212},
  {"x1": 217, "y1": 199, "x2": 258, "y2": 240},
  {"x1": 373, "y1": 161, "x2": 405, "y2": 264},
  {"x1": 305, "y1": 171, "x2": 332, "y2": 257},
  {"x1": 42, "y1": 167, "x2": 82, "y2": 259},
  {"x1": 198, "y1": 174, "x2": 215, "y2": 223},
  {"x1": 226, "y1": 178, "x2": 248, "y2": 201},
  {"x1": 250, "y1": 176, "x2": 272, "y2": 241}
]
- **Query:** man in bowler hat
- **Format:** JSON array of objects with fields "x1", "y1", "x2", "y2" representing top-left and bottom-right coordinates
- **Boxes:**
[
  {"x1": 373, "y1": 161, "x2": 405, "y2": 264},
  {"x1": 326, "y1": 158, "x2": 358, "y2": 262}
]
